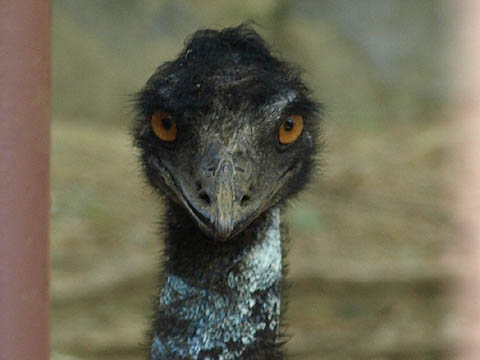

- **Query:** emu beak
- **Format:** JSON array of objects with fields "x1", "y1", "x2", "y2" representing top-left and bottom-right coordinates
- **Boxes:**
[{"x1": 182, "y1": 149, "x2": 258, "y2": 241}]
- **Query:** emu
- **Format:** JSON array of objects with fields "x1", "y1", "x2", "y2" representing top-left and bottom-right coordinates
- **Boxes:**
[{"x1": 132, "y1": 24, "x2": 321, "y2": 360}]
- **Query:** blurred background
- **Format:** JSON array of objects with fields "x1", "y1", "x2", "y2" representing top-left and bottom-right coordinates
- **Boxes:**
[{"x1": 50, "y1": 1, "x2": 453, "y2": 359}]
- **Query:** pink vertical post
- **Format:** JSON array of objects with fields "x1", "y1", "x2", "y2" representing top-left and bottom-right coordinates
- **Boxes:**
[
  {"x1": 0, "y1": 1, "x2": 51, "y2": 360},
  {"x1": 455, "y1": 1, "x2": 480, "y2": 359}
]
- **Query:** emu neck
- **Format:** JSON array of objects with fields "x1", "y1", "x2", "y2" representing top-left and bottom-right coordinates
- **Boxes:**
[{"x1": 151, "y1": 207, "x2": 283, "y2": 360}]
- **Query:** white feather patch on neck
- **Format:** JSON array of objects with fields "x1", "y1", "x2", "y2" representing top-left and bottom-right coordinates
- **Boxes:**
[{"x1": 152, "y1": 207, "x2": 282, "y2": 360}]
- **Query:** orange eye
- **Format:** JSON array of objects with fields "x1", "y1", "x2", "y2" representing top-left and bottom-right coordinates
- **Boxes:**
[
  {"x1": 152, "y1": 112, "x2": 177, "y2": 142},
  {"x1": 278, "y1": 115, "x2": 303, "y2": 144}
]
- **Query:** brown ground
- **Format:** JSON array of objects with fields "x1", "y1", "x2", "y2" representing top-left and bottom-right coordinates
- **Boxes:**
[{"x1": 50, "y1": 119, "x2": 453, "y2": 359}]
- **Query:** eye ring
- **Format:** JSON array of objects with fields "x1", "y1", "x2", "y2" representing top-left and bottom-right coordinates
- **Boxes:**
[
  {"x1": 151, "y1": 112, "x2": 177, "y2": 142},
  {"x1": 278, "y1": 114, "x2": 303, "y2": 145}
]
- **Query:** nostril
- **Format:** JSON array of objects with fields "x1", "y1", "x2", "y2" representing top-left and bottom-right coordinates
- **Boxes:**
[
  {"x1": 240, "y1": 194, "x2": 251, "y2": 207},
  {"x1": 199, "y1": 191, "x2": 211, "y2": 206},
  {"x1": 195, "y1": 180, "x2": 202, "y2": 192}
]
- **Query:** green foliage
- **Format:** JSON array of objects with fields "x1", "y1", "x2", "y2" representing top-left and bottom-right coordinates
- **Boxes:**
[{"x1": 52, "y1": 0, "x2": 447, "y2": 127}]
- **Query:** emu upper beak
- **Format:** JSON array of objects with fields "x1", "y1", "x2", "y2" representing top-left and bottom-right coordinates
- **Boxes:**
[{"x1": 211, "y1": 161, "x2": 237, "y2": 239}]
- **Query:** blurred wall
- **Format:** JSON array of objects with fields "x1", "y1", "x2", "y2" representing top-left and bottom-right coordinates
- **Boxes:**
[{"x1": 51, "y1": 2, "x2": 452, "y2": 359}]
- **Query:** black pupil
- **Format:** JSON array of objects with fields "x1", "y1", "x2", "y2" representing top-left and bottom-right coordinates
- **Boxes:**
[
  {"x1": 284, "y1": 118, "x2": 295, "y2": 131},
  {"x1": 162, "y1": 117, "x2": 173, "y2": 130}
]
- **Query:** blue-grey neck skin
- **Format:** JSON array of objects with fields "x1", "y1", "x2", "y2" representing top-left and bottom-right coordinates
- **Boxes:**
[{"x1": 151, "y1": 207, "x2": 282, "y2": 360}]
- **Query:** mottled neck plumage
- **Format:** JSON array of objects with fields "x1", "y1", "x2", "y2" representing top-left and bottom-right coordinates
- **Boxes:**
[{"x1": 151, "y1": 207, "x2": 283, "y2": 360}]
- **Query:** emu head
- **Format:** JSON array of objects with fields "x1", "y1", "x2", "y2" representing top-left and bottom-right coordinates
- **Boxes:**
[{"x1": 133, "y1": 25, "x2": 320, "y2": 241}]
